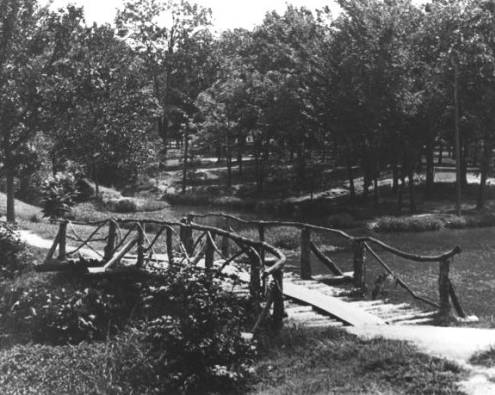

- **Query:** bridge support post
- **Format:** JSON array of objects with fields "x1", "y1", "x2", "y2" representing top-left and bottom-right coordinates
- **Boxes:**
[
  {"x1": 104, "y1": 220, "x2": 117, "y2": 262},
  {"x1": 272, "y1": 270, "x2": 284, "y2": 329},
  {"x1": 205, "y1": 232, "x2": 214, "y2": 280},
  {"x1": 58, "y1": 221, "x2": 67, "y2": 260},
  {"x1": 439, "y1": 258, "x2": 451, "y2": 317},
  {"x1": 352, "y1": 239, "x2": 366, "y2": 290},
  {"x1": 258, "y1": 224, "x2": 265, "y2": 265},
  {"x1": 137, "y1": 224, "x2": 145, "y2": 268},
  {"x1": 180, "y1": 218, "x2": 194, "y2": 256},
  {"x1": 300, "y1": 227, "x2": 312, "y2": 280},
  {"x1": 249, "y1": 248, "x2": 261, "y2": 306},
  {"x1": 166, "y1": 227, "x2": 174, "y2": 266}
]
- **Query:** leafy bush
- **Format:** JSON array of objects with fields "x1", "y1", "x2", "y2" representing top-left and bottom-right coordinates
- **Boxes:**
[
  {"x1": 105, "y1": 198, "x2": 138, "y2": 213},
  {"x1": 445, "y1": 213, "x2": 495, "y2": 229},
  {"x1": 0, "y1": 223, "x2": 26, "y2": 278},
  {"x1": 372, "y1": 215, "x2": 443, "y2": 233},
  {"x1": 470, "y1": 347, "x2": 495, "y2": 367},
  {"x1": 1, "y1": 265, "x2": 256, "y2": 393},
  {"x1": 3, "y1": 279, "x2": 142, "y2": 345},
  {"x1": 41, "y1": 172, "x2": 79, "y2": 220},
  {"x1": 140, "y1": 265, "x2": 256, "y2": 393}
]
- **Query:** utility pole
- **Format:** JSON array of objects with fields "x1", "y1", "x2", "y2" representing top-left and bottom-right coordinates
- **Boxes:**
[{"x1": 453, "y1": 52, "x2": 462, "y2": 216}]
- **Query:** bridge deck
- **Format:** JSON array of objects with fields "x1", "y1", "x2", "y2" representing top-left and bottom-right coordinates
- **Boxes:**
[
  {"x1": 283, "y1": 280, "x2": 386, "y2": 326},
  {"x1": 41, "y1": 250, "x2": 436, "y2": 328}
]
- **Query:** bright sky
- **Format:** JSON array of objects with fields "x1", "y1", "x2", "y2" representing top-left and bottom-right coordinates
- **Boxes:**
[{"x1": 44, "y1": 0, "x2": 341, "y2": 31}]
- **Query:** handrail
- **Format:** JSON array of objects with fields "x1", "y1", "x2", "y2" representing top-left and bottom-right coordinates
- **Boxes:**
[
  {"x1": 54, "y1": 217, "x2": 286, "y2": 275},
  {"x1": 61, "y1": 214, "x2": 462, "y2": 265},
  {"x1": 188, "y1": 212, "x2": 462, "y2": 263},
  {"x1": 189, "y1": 212, "x2": 354, "y2": 240},
  {"x1": 360, "y1": 237, "x2": 461, "y2": 263}
]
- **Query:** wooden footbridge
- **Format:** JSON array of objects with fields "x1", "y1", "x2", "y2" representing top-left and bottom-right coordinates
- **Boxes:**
[{"x1": 37, "y1": 213, "x2": 467, "y2": 334}]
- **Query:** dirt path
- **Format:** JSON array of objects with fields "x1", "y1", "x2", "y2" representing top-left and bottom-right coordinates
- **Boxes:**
[{"x1": 18, "y1": 230, "x2": 100, "y2": 260}]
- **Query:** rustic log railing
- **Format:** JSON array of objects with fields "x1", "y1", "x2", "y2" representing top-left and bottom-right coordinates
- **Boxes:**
[
  {"x1": 188, "y1": 212, "x2": 465, "y2": 319},
  {"x1": 40, "y1": 212, "x2": 466, "y2": 328},
  {"x1": 40, "y1": 217, "x2": 287, "y2": 334}
]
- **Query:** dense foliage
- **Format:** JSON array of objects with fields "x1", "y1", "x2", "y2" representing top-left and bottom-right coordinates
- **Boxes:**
[
  {"x1": 3, "y1": 0, "x2": 495, "y2": 220},
  {"x1": 0, "y1": 223, "x2": 26, "y2": 278},
  {"x1": 40, "y1": 171, "x2": 79, "y2": 220},
  {"x1": 0, "y1": 264, "x2": 255, "y2": 393}
]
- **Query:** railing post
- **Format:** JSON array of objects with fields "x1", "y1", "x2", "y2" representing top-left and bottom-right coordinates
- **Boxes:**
[
  {"x1": 205, "y1": 232, "x2": 214, "y2": 280},
  {"x1": 439, "y1": 258, "x2": 451, "y2": 317},
  {"x1": 249, "y1": 248, "x2": 261, "y2": 303},
  {"x1": 104, "y1": 220, "x2": 117, "y2": 262},
  {"x1": 58, "y1": 221, "x2": 67, "y2": 260},
  {"x1": 137, "y1": 224, "x2": 145, "y2": 268},
  {"x1": 272, "y1": 270, "x2": 284, "y2": 329},
  {"x1": 180, "y1": 217, "x2": 194, "y2": 256},
  {"x1": 166, "y1": 227, "x2": 174, "y2": 266},
  {"x1": 352, "y1": 239, "x2": 366, "y2": 290},
  {"x1": 300, "y1": 227, "x2": 312, "y2": 280},
  {"x1": 258, "y1": 223, "x2": 265, "y2": 266}
]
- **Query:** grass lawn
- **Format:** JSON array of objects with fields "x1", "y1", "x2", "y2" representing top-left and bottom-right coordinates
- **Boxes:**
[
  {"x1": 0, "y1": 193, "x2": 42, "y2": 221},
  {"x1": 250, "y1": 326, "x2": 465, "y2": 394}
]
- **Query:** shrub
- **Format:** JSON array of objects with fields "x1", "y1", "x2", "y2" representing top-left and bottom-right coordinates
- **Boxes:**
[
  {"x1": 0, "y1": 261, "x2": 257, "y2": 393},
  {"x1": 106, "y1": 198, "x2": 138, "y2": 213},
  {"x1": 140, "y1": 265, "x2": 256, "y2": 393},
  {"x1": 445, "y1": 213, "x2": 495, "y2": 229},
  {"x1": 41, "y1": 172, "x2": 79, "y2": 220},
  {"x1": 470, "y1": 347, "x2": 495, "y2": 367},
  {"x1": 372, "y1": 215, "x2": 443, "y2": 233},
  {"x1": 3, "y1": 278, "x2": 143, "y2": 345},
  {"x1": 0, "y1": 223, "x2": 26, "y2": 278}
]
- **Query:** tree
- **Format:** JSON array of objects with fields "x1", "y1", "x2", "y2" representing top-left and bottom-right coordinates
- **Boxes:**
[
  {"x1": 0, "y1": 0, "x2": 54, "y2": 222},
  {"x1": 116, "y1": 0, "x2": 215, "y2": 159},
  {"x1": 46, "y1": 22, "x2": 161, "y2": 190}
]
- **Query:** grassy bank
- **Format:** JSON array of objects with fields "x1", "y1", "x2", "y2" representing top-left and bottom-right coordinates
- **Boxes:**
[
  {"x1": 250, "y1": 326, "x2": 466, "y2": 394},
  {"x1": 371, "y1": 212, "x2": 495, "y2": 233}
]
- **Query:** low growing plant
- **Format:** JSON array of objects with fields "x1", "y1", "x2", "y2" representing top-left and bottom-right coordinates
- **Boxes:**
[
  {"x1": 41, "y1": 172, "x2": 79, "y2": 220},
  {"x1": 140, "y1": 265, "x2": 256, "y2": 393},
  {"x1": 0, "y1": 222, "x2": 27, "y2": 279}
]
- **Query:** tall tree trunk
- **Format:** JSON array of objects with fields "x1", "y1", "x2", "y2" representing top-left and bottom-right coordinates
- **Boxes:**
[
  {"x1": 182, "y1": 130, "x2": 189, "y2": 194},
  {"x1": 158, "y1": 117, "x2": 168, "y2": 159},
  {"x1": 408, "y1": 168, "x2": 416, "y2": 213},
  {"x1": 373, "y1": 175, "x2": 379, "y2": 207},
  {"x1": 461, "y1": 142, "x2": 468, "y2": 188},
  {"x1": 363, "y1": 168, "x2": 370, "y2": 200},
  {"x1": 425, "y1": 140, "x2": 435, "y2": 197},
  {"x1": 346, "y1": 157, "x2": 355, "y2": 201},
  {"x1": 6, "y1": 162, "x2": 15, "y2": 223},
  {"x1": 477, "y1": 139, "x2": 491, "y2": 209},
  {"x1": 297, "y1": 144, "x2": 306, "y2": 190},
  {"x1": 392, "y1": 162, "x2": 399, "y2": 194},
  {"x1": 237, "y1": 136, "x2": 244, "y2": 177},
  {"x1": 225, "y1": 129, "x2": 232, "y2": 189},
  {"x1": 397, "y1": 170, "x2": 405, "y2": 213}
]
